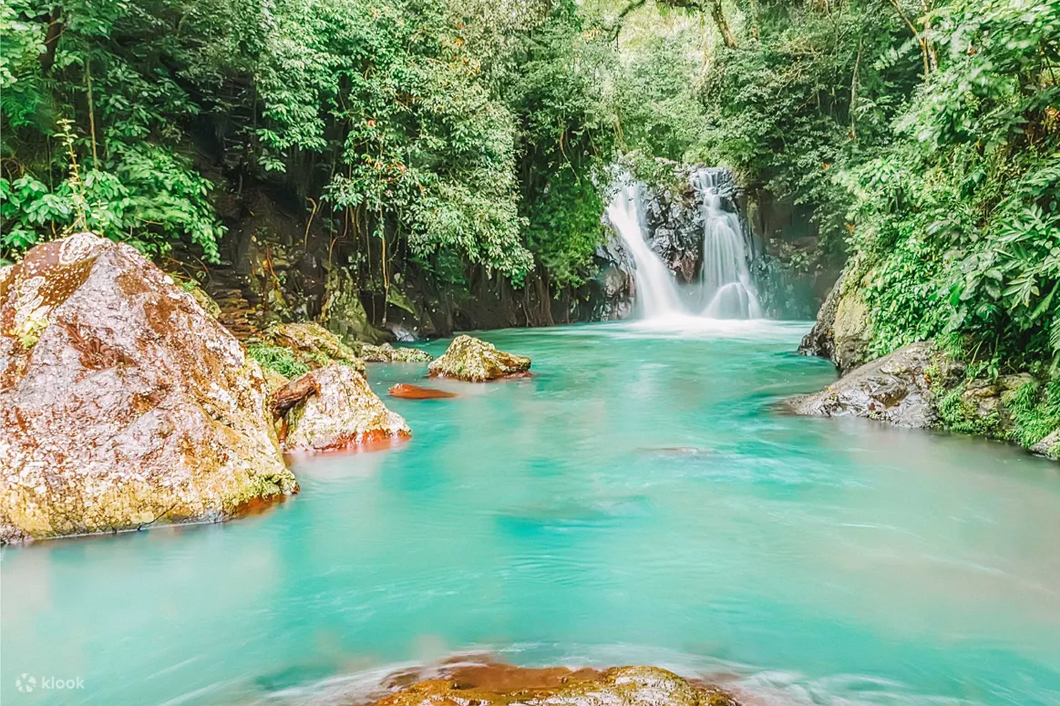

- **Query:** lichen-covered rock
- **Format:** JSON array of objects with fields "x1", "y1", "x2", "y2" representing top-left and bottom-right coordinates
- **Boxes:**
[
  {"x1": 183, "y1": 282, "x2": 222, "y2": 319},
  {"x1": 373, "y1": 663, "x2": 740, "y2": 706},
  {"x1": 322, "y1": 268, "x2": 390, "y2": 344},
  {"x1": 283, "y1": 364, "x2": 410, "y2": 452},
  {"x1": 361, "y1": 342, "x2": 434, "y2": 363},
  {"x1": 788, "y1": 341, "x2": 956, "y2": 428},
  {"x1": 259, "y1": 321, "x2": 365, "y2": 375},
  {"x1": 428, "y1": 335, "x2": 531, "y2": 382},
  {"x1": 799, "y1": 267, "x2": 872, "y2": 373},
  {"x1": 0, "y1": 233, "x2": 297, "y2": 543}
]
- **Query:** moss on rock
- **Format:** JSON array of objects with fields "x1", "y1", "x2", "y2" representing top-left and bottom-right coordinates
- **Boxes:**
[
  {"x1": 0, "y1": 234, "x2": 297, "y2": 543},
  {"x1": 256, "y1": 322, "x2": 365, "y2": 375},
  {"x1": 428, "y1": 335, "x2": 530, "y2": 382}
]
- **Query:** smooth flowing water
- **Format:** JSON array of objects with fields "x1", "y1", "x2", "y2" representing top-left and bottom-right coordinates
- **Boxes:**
[
  {"x1": 4, "y1": 321, "x2": 1060, "y2": 706},
  {"x1": 691, "y1": 169, "x2": 762, "y2": 319},
  {"x1": 606, "y1": 182, "x2": 684, "y2": 318}
]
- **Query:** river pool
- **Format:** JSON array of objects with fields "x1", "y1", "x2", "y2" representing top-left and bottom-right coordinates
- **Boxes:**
[{"x1": 3, "y1": 320, "x2": 1060, "y2": 706}]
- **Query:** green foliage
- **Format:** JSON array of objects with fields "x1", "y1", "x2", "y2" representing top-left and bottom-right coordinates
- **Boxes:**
[
  {"x1": 842, "y1": 0, "x2": 1060, "y2": 370},
  {"x1": 1, "y1": 0, "x2": 226, "y2": 261},
  {"x1": 1006, "y1": 380, "x2": 1060, "y2": 448},
  {"x1": 246, "y1": 345, "x2": 311, "y2": 380}
]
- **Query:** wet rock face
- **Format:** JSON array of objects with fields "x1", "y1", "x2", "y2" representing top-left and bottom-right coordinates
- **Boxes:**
[
  {"x1": 590, "y1": 236, "x2": 635, "y2": 321},
  {"x1": 373, "y1": 663, "x2": 740, "y2": 706},
  {"x1": 0, "y1": 234, "x2": 297, "y2": 543},
  {"x1": 283, "y1": 364, "x2": 410, "y2": 452},
  {"x1": 798, "y1": 267, "x2": 872, "y2": 373},
  {"x1": 428, "y1": 335, "x2": 531, "y2": 382},
  {"x1": 642, "y1": 182, "x2": 705, "y2": 284},
  {"x1": 788, "y1": 341, "x2": 954, "y2": 428}
]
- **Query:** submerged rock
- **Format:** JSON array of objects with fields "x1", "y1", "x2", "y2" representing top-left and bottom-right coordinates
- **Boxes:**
[
  {"x1": 360, "y1": 342, "x2": 434, "y2": 363},
  {"x1": 388, "y1": 383, "x2": 457, "y2": 400},
  {"x1": 428, "y1": 335, "x2": 531, "y2": 382},
  {"x1": 374, "y1": 663, "x2": 740, "y2": 706},
  {"x1": 788, "y1": 341, "x2": 953, "y2": 428},
  {"x1": 283, "y1": 364, "x2": 410, "y2": 452},
  {"x1": 0, "y1": 234, "x2": 297, "y2": 543}
]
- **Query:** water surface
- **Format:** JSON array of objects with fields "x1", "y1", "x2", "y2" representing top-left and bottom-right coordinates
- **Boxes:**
[{"x1": 4, "y1": 320, "x2": 1060, "y2": 706}]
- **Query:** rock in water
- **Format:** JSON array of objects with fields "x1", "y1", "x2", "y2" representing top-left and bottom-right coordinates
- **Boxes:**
[
  {"x1": 283, "y1": 364, "x2": 410, "y2": 452},
  {"x1": 374, "y1": 664, "x2": 740, "y2": 706},
  {"x1": 787, "y1": 341, "x2": 952, "y2": 428},
  {"x1": 388, "y1": 383, "x2": 457, "y2": 400},
  {"x1": 360, "y1": 342, "x2": 434, "y2": 363},
  {"x1": 428, "y1": 335, "x2": 530, "y2": 382},
  {"x1": 0, "y1": 234, "x2": 297, "y2": 543}
]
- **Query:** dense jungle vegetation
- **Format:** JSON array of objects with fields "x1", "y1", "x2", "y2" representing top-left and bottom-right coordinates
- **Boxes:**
[{"x1": 1, "y1": 0, "x2": 1058, "y2": 371}]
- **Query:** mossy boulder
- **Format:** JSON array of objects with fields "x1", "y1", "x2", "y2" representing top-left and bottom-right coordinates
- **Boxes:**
[
  {"x1": 183, "y1": 282, "x2": 222, "y2": 319},
  {"x1": 257, "y1": 321, "x2": 365, "y2": 375},
  {"x1": 799, "y1": 266, "x2": 872, "y2": 373},
  {"x1": 428, "y1": 335, "x2": 530, "y2": 381},
  {"x1": 0, "y1": 233, "x2": 297, "y2": 543},
  {"x1": 373, "y1": 663, "x2": 739, "y2": 706},
  {"x1": 283, "y1": 364, "x2": 410, "y2": 452},
  {"x1": 361, "y1": 342, "x2": 433, "y2": 363}
]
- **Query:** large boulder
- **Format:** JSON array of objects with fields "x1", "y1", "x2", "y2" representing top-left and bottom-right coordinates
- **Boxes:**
[
  {"x1": 282, "y1": 364, "x2": 410, "y2": 452},
  {"x1": 428, "y1": 335, "x2": 531, "y2": 382},
  {"x1": 788, "y1": 341, "x2": 954, "y2": 428},
  {"x1": 0, "y1": 234, "x2": 297, "y2": 543},
  {"x1": 798, "y1": 267, "x2": 872, "y2": 373},
  {"x1": 373, "y1": 663, "x2": 739, "y2": 706}
]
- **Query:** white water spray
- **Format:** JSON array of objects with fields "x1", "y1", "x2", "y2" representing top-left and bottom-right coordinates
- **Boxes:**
[
  {"x1": 605, "y1": 181, "x2": 684, "y2": 318},
  {"x1": 692, "y1": 168, "x2": 762, "y2": 319},
  {"x1": 606, "y1": 170, "x2": 762, "y2": 321}
]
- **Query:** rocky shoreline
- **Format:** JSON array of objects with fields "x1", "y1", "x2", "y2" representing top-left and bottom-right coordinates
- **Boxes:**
[
  {"x1": 791, "y1": 269, "x2": 1060, "y2": 461},
  {"x1": 0, "y1": 234, "x2": 534, "y2": 543}
]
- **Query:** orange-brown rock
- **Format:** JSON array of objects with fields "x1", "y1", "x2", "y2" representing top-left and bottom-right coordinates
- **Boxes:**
[
  {"x1": 388, "y1": 383, "x2": 457, "y2": 400},
  {"x1": 283, "y1": 364, "x2": 411, "y2": 452},
  {"x1": 372, "y1": 663, "x2": 740, "y2": 706},
  {"x1": 0, "y1": 234, "x2": 297, "y2": 543}
]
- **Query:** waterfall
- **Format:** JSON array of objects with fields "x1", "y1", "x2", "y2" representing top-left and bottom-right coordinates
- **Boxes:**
[
  {"x1": 605, "y1": 181, "x2": 684, "y2": 318},
  {"x1": 605, "y1": 169, "x2": 762, "y2": 320},
  {"x1": 691, "y1": 168, "x2": 762, "y2": 319}
]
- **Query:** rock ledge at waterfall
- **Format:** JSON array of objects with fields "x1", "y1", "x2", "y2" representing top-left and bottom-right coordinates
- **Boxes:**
[{"x1": 0, "y1": 234, "x2": 297, "y2": 543}]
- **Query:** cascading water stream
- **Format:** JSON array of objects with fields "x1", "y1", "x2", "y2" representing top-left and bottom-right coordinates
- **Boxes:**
[
  {"x1": 692, "y1": 168, "x2": 762, "y2": 319},
  {"x1": 606, "y1": 170, "x2": 762, "y2": 321},
  {"x1": 605, "y1": 181, "x2": 684, "y2": 318}
]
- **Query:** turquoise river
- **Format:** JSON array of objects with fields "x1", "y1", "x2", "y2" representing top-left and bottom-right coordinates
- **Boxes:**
[{"x1": 3, "y1": 320, "x2": 1060, "y2": 706}]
